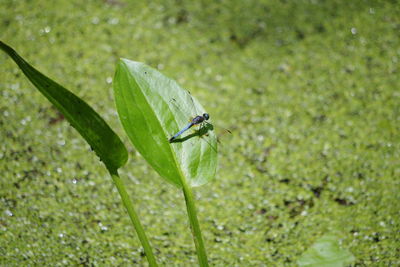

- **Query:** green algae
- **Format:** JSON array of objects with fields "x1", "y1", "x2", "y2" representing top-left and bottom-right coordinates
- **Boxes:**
[{"x1": 1, "y1": 0, "x2": 399, "y2": 265}]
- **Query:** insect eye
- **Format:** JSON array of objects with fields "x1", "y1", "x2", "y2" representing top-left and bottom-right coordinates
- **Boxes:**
[{"x1": 203, "y1": 113, "x2": 210, "y2": 120}]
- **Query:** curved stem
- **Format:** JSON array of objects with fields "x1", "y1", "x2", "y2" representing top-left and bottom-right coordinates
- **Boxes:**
[
  {"x1": 110, "y1": 170, "x2": 158, "y2": 267},
  {"x1": 181, "y1": 180, "x2": 209, "y2": 267}
]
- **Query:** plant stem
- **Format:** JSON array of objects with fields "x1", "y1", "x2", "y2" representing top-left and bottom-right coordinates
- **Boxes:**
[
  {"x1": 181, "y1": 179, "x2": 209, "y2": 267},
  {"x1": 110, "y1": 170, "x2": 158, "y2": 267}
]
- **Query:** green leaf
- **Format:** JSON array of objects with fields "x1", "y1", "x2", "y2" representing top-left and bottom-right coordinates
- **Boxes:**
[
  {"x1": 297, "y1": 234, "x2": 356, "y2": 267},
  {"x1": 0, "y1": 41, "x2": 128, "y2": 173},
  {"x1": 113, "y1": 59, "x2": 217, "y2": 187}
]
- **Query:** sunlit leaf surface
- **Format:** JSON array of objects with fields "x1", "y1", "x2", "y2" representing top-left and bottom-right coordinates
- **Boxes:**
[{"x1": 113, "y1": 59, "x2": 217, "y2": 187}]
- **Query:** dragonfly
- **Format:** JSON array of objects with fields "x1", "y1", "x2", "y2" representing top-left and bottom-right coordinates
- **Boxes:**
[
  {"x1": 168, "y1": 90, "x2": 230, "y2": 147},
  {"x1": 169, "y1": 112, "x2": 210, "y2": 142}
]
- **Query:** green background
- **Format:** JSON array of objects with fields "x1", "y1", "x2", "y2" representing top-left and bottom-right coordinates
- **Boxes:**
[{"x1": 1, "y1": 0, "x2": 399, "y2": 265}]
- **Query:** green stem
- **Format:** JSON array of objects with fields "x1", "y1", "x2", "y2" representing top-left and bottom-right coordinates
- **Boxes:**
[
  {"x1": 181, "y1": 180, "x2": 209, "y2": 267},
  {"x1": 110, "y1": 170, "x2": 158, "y2": 267}
]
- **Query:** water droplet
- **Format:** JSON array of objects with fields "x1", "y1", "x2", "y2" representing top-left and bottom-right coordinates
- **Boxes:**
[
  {"x1": 351, "y1": 27, "x2": 357, "y2": 35},
  {"x1": 214, "y1": 237, "x2": 222, "y2": 243},
  {"x1": 167, "y1": 17, "x2": 176, "y2": 24},
  {"x1": 346, "y1": 187, "x2": 354, "y2": 192},
  {"x1": 108, "y1": 18, "x2": 119, "y2": 25},
  {"x1": 98, "y1": 222, "x2": 108, "y2": 232},
  {"x1": 57, "y1": 140, "x2": 66, "y2": 146},
  {"x1": 106, "y1": 77, "x2": 113, "y2": 84},
  {"x1": 39, "y1": 27, "x2": 51, "y2": 35},
  {"x1": 154, "y1": 22, "x2": 162, "y2": 29},
  {"x1": 72, "y1": 178, "x2": 78, "y2": 184},
  {"x1": 5, "y1": 210, "x2": 13, "y2": 217},
  {"x1": 11, "y1": 83, "x2": 20, "y2": 90},
  {"x1": 92, "y1": 17, "x2": 100, "y2": 24}
]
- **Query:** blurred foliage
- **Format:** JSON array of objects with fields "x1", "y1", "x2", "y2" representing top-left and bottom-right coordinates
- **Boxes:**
[
  {"x1": 297, "y1": 234, "x2": 355, "y2": 266},
  {"x1": 1, "y1": 0, "x2": 399, "y2": 265}
]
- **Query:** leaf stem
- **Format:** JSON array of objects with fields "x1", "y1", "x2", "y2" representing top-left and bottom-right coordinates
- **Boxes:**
[
  {"x1": 110, "y1": 170, "x2": 158, "y2": 267},
  {"x1": 181, "y1": 180, "x2": 209, "y2": 267}
]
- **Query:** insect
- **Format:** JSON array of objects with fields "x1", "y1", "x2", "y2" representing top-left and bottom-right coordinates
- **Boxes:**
[
  {"x1": 169, "y1": 112, "x2": 210, "y2": 143},
  {"x1": 167, "y1": 88, "x2": 216, "y2": 145},
  {"x1": 168, "y1": 90, "x2": 230, "y2": 148}
]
